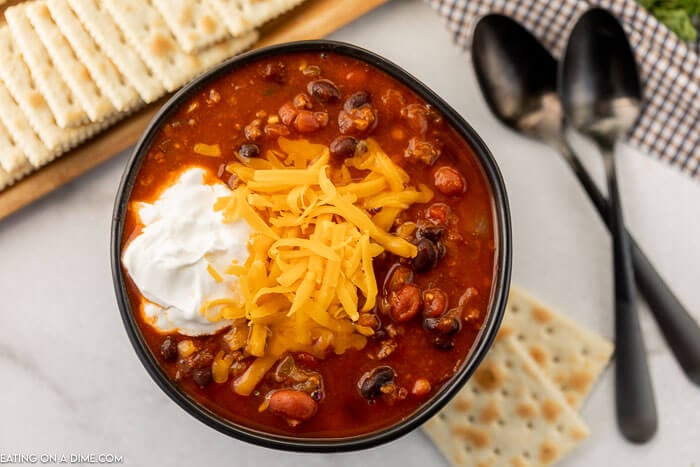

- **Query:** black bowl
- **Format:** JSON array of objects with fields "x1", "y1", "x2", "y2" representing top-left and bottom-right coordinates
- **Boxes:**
[{"x1": 111, "y1": 40, "x2": 512, "y2": 452}]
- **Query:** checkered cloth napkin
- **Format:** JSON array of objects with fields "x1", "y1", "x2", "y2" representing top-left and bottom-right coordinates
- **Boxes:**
[{"x1": 426, "y1": 0, "x2": 700, "y2": 179}]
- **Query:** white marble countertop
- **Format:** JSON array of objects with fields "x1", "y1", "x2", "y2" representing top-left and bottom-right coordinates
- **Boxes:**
[{"x1": 1, "y1": 1, "x2": 699, "y2": 465}]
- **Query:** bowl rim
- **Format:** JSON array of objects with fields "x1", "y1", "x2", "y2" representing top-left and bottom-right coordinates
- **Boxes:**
[{"x1": 111, "y1": 39, "x2": 512, "y2": 452}]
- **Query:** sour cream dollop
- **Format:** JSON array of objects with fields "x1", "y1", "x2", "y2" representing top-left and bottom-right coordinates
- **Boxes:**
[{"x1": 122, "y1": 168, "x2": 251, "y2": 335}]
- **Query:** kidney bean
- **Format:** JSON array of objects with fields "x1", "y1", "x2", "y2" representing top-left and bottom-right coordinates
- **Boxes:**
[
  {"x1": 358, "y1": 366, "x2": 396, "y2": 400},
  {"x1": 423, "y1": 288, "x2": 448, "y2": 318},
  {"x1": 160, "y1": 336, "x2": 178, "y2": 362},
  {"x1": 434, "y1": 166, "x2": 466, "y2": 196},
  {"x1": 238, "y1": 143, "x2": 260, "y2": 158},
  {"x1": 344, "y1": 91, "x2": 370, "y2": 111},
  {"x1": 268, "y1": 390, "x2": 318, "y2": 426},
  {"x1": 307, "y1": 79, "x2": 341, "y2": 102},
  {"x1": 294, "y1": 110, "x2": 321, "y2": 133},
  {"x1": 192, "y1": 367, "x2": 213, "y2": 387},
  {"x1": 412, "y1": 238, "x2": 439, "y2": 273},
  {"x1": 264, "y1": 123, "x2": 290, "y2": 137},
  {"x1": 313, "y1": 112, "x2": 329, "y2": 127},
  {"x1": 390, "y1": 284, "x2": 423, "y2": 323},
  {"x1": 329, "y1": 135, "x2": 358, "y2": 159},
  {"x1": 426, "y1": 203, "x2": 450, "y2": 225},
  {"x1": 278, "y1": 102, "x2": 298, "y2": 126}
]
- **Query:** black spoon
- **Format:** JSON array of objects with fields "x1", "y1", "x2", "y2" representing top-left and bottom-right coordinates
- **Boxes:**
[
  {"x1": 561, "y1": 8, "x2": 657, "y2": 443},
  {"x1": 472, "y1": 14, "x2": 700, "y2": 388}
]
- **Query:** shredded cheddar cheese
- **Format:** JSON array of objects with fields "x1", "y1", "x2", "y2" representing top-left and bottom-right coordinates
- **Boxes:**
[{"x1": 206, "y1": 137, "x2": 433, "y2": 395}]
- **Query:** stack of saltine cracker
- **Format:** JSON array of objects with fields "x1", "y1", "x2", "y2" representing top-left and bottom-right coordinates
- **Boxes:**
[
  {"x1": 0, "y1": 0, "x2": 308, "y2": 191},
  {"x1": 423, "y1": 287, "x2": 614, "y2": 467}
]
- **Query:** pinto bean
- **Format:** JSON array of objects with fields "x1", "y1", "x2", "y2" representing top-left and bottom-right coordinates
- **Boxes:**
[
  {"x1": 338, "y1": 106, "x2": 377, "y2": 135},
  {"x1": 268, "y1": 390, "x2": 318, "y2": 426},
  {"x1": 423, "y1": 288, "x2": 448, "y2": 318},
  {"x1": 293, "y1": 92, "x2": 313, "y2": 109},
  {"x1": 307, "y1": 79, "x2": 341, "y2": 102},
  {"x1": 358, "y1": 366, "x2": 396, "y2": 400},
  {"x1": 278, "y1": 102, "x2": 298, "y2": 126},
  {"x1": 434, "y1": 166, "x2": 466, "y2": 196},
  {"x1": 404, "y1": 137, "x2": 441, "y2": 165},
  {"x1": 390, "y1": 284, "x2": 423, "y2": 323},
  {"x1": 412, "y1": 238, "x2": 439, "y2": 273}
]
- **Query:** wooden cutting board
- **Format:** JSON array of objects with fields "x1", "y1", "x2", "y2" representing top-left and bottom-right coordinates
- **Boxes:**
[{"x1": 0, "y1": 0, "x2": 389, "y2": 221}]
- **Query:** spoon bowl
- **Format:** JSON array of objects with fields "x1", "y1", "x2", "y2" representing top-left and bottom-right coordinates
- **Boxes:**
[
  {"x1": 559, "y1": 8, "x2": 642, "y2": 146},
  {"x1": 472, "y1": 15, "x2": 562, "y2": 143}
]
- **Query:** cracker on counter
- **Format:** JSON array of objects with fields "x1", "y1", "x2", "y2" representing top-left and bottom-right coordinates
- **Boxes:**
[
  {"x1": 0, "y1": 27, "x2": 116, "y2": 164},
  {"x1": 208, "y1": 0, "x2": 306, "y2": 37},
  {"x1": 5, "y1": 4, "x2": 88, "y2": 128},
  {"x1": 0, "y1": 116, "x2": 32, "y2": 177},
  {"x1": 67, "y1": 0, "x2": 165, "y2": 103},
  {"x1": 26, "y1": 1, "x2": 115, "y2": 122},
  {"x1": 0, "y1": 81, "x2": 50, "y2": 167},
  {"x1": 423, "y1": 336, "x2": 590, "y2": 467},
  {"x1": 103, "y1": 0, "x2": 258, "y2": 92},
  {"x1": 152, "y1": 0, "x2": 229, "y2": 53},
  {"x1": 48, "y1": 0, "x2": 141, "y2": 112},
  {"x1": 501, "y1": 287, "x2": 614, "y2": 409}
]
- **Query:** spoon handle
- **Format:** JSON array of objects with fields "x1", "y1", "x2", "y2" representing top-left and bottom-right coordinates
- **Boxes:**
[
  {"x1": 561, "y1": 140, "x2": 700, "y2": 385},
  {"x1": 602, "y1": 145, "x2": 658, "y2": 443}
]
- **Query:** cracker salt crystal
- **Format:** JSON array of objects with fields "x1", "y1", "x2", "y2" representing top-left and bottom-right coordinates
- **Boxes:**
[
  {"x1": 152, "y1": 0, "x2": 229, "y2": 53},
  {"x1": 66, "y1": 0, "x2": 165, "y2": 103},
  {"x1": 423, "y1": 336, "x2": 590, "y2": 467},
  {"x1": 5, "y1": 4, "x2": 89, "y2": 128},
  {"x1": 103, "y1": 0, "x2": 258, "y2": 92},
  {"x1": 208, "y1": 0, "x2": 307, "y2": 37},
  {"x1": 0, "y1": 80, "x2": 51, "y2": 167},
  {"x1": 26, "y1": 0, "x2": 115, "y2": 123},
  {"x1": 500, "y1": 287, "x2": 614, "y2": 409}
]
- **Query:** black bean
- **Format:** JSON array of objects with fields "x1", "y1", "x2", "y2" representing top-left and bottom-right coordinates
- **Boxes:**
[
  {"x1": 192, "y1": 367, "x2": 213, "y2": 387},
  {"x1": 239, "y1": 143, "x2": 260, "y2": 158},
  {"x1": 329, "y1": 136, "x2": 358, "y2": 159},
  {"x1": 358, "y1": 366, "x2": 396, "y2": 400},
  {"x1": 412, "y1": 238, "x2": 439, "y2": 273},
  {"x1": 423, "y1": 315, "x2": 462, "y2": 336},
  {"x1": 307, "y1": 79, "x2": 341, "y2": 102},
  {"x1": 344, "y1": 91, "x2": 370, "y2": 111},
  {"x1": 416, "y1": 226, "x2": 445, "y2": 241},
  {"x1": 160, "y1": 336, "x2": 178, "y2": 362}
]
